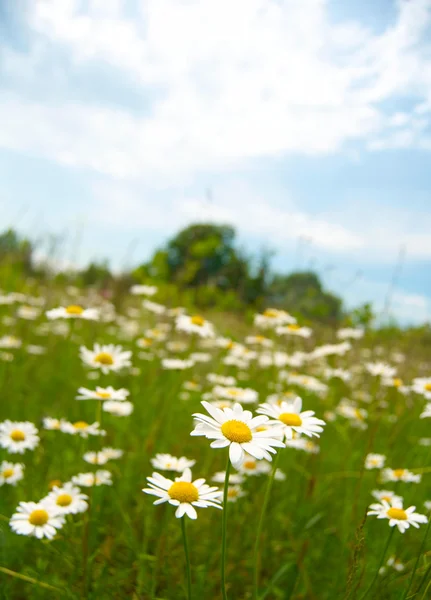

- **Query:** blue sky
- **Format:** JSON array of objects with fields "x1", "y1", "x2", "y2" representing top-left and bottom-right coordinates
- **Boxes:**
[{"x1": 1, "y1": 0, "x2": 431, "y2": 324}]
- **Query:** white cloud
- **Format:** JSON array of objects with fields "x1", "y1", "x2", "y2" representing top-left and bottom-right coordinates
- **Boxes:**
[{"x1": 0, "y1": 0, "x2": 431, "y2": 179}]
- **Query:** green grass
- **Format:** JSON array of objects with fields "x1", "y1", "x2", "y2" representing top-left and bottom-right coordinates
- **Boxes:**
[{"x1": 0, "y1": 296, "x2": 430, "y2": 600}]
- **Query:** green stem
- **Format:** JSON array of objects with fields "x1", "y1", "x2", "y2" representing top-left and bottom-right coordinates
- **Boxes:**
[
  {"x1": 402, "y1": 513, "x2": 431, "y2": 600},
  {"x1": 221, "y1": 457, "x2": 231, "y2": 600},
  {"x1": 360, "y1": 527, "x2": 394, "y2": 600},
  {"x1": 253, "y1": 452, "x2": 281, "y2": 600},
  {"x1": 181, "y1": 517, "x2": 192, "y2": 600}
]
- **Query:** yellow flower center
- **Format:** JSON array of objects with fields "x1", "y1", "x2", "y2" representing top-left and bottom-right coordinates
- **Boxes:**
[
  {"x1": 94, "y1": 352, "x2": 114, "y2": 365},
  {"x1": 425, "y1": 383, "x2": 431, "y2": 392},
  {"x1": 393, "y1": 378, "x2": 403, "y2": 388},
  {"x1": 191, "y1": 315, "x2": 205, "y2": 327},
  {"x1": 73, "y1": 421, "x2": 89, "y2": 430},
  {"x1": 381, "y1": 495, "x2": 392, "y2": 503},
  {"x1": 393, "y1": 469, "x2": 405, "y2": 478},
  {"x1": 243, "y1": 460, "x2": 257, "y2": 470},
  {"x1": 66, "y1": 305, "x2": 84, "y2": 315},
  {"x1": 221, "y1": 420, "x2": 253, "y2": 443},
  {"x1": 226, "y1": 341, "x2": 235, "y2": 349},
  {"x1": 279, "y1": 413, "x2": 302, "y2": 427},
  {"x1": 227, "y1": 389, "x2": 241, "y2": 397},
  {"x1": 2, "y1": 468, "x2": 14, "y2": 478},
  {"x1": 29, "y1": 509, "x2": 49, "y2": 526},
  {"x1": 255, "y1": 336, "x2": 266, "y2": 342},
  {"x1": 288, "y1": 324, "x2": 301, "y2": 331},
  {"x1": 96, "y1": 391, "x2": 111, "y2": 399},
  {"x1": 49, "y1": 479, "x2": 62, "y2": 490},
  {"x1": 56, "y1": 494, "x2": 73, "y2": 507},
  {"x1": 354, "y1": 409, "x2": 364, "y2": 421},
  {"x1": 263, "y1": 309, "x2": 278, "y2": 318},
  {"x1": 228, "y1": 488, "x2": 239, "y2": 498},
  {"x1": 387, "y1": 508, "x2": 408, "y2": 521},
  {"x1": 10, "y1": 430, "x2": 25, "y2": 442},
  {"x1": 168, "y1": 481, "x2": 199, "y2": 503}
]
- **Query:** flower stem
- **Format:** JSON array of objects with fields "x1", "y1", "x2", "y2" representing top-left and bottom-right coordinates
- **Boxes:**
[
  {"x1": 253, "y1": 452, "x2": 281, "y2": 600},
  {"x1": 360, "y1": 527, "x2": 394, "y2": 600},
  {"x1": 221, "y1": 457, "x2": 231, "y2": 600},
  {"x1": 181, "y1": 517, "x2": 192, "y2": 600},
  {"x1": 402, "y1": 513, "x2": 431, "y2": 600}
]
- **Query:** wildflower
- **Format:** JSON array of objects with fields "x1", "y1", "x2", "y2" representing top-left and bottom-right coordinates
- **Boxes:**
[
  {"x1": 44, "y1": 482, "x2": 88, "y2": 515},
  {"x1": 17, "y1": 305, "x2": 41, "y2": 320},
  {"x1": 183, "y1": 381, "x2": 202, "y2": 392},
  {"x1": 130, "y1": 284, "x2": 158, "y2": 296},
  {"x1": 237, "y1": 456, "x2": 272, "y2": 476},
  {"x1": 372, "y1": 490, "x2": 403, "y2": 505},
  {"x1": 142, "y1": 300, "x2": 166, "y2": 315},
  {"x1": 420, "y1": 403, "x2": 431, "y2": 419},
  {"x1": 103, "y1": 400, "x2": 134, "y2": 416},
  {"x1": 80, "y1": 343, "x2": 132, "y2": 374},
  {"x1": 257, "y1": 397, "x2": 325, "y2": 441},
  {"x1": 365, "y1": 453, "x2": 386, "y2": 470},
  {"x1": 10, "y1": 501, "x2": 65, "y2": 540},
  {"x1": 26, "y1": 344, "x2": 46, "y2": 355},
  {"x1": 60, "y1": 421, "x2": 106, "y2": 438},
  {"x1": 282, "y1": 373, "x2": 328, "y2": 395},
  {"x1": 254, "y1": 309, "x2": 296, "y2": 329},
  {"x1": 245, "y1": 335, "x2": 273, "y2": 348},
  {"x1": 176, "y1": 314, "x2": 215, "y2": 338},
  {"x1": 212, "y1": 386, "x2": 258, "y2": 404},
  {"x1": 83, "y1": 451, "x2": 110, "y2": 465},
  {"x1": 381, "y1": 468, "x2": 421, "y2": 484},
  {"x1": 0, "y1": 335, "x2": 21, "y2": 349},
  {"x1": 143, "y1": 468, "x2": 222, "y2": 520},
  {"x1": 212, "y1": 472, "x2": 245, "y2": 484},
  {"x1": 162, "y1": 358, "x2": 194, "y2": 370},
  {"x1": 367, "y1": 499, "x2": 427, "y2": 533},
  {"x1": 0, "y1": 461, "x2": 24, "y2": 486},
  {"x1": 43, "y1": 417, "x2": 66, "y2": 430},
  {"x1": 207, "y1": 374, "x2": 237, "y2": 386},
  {"x1": 276, "y1": 324, "x2": 312, "y2": 338},
  {"x1": 227, "y1": 485, "x2": 247, "y2": 502},
  {"x1": 336, "y1": 328, "x2": 364, "y2": 340},
  {"x1": 412, "y1": 377, "x2": 431, "y2": 400},
  {"x1": 46, "y1": 305, "x2": 99, "y2": 320},
  {"x1": 323, "y1": 368, "x2": 352, "y2": 382},
  {"x1": 71, "y1": 470, "x2": 113, "y2": 487},
  {"x1": 76, "y1": 386, "x2": 129, "y2": 401},
  {"x1": 190, "y1": 352, "x2": 212, "y2": 363},
  {"x1": 191, "y1": 401, "x2": 285, "y2": 468},
  {"x1": 285, "y1": 438, "x2": 320, "y2": 454},
  {"x1": 150, "y1": 454, "x2": 196, "y2": 472},
  {"x1": 0, "y1": 421, "x2": 40, "y2": 454},
  {"x1": 365, "y1": 362, "x2": 397, "y2": 378}
]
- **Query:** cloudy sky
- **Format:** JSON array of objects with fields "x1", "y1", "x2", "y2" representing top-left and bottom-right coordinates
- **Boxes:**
[{"x1": 1, "y1": 0, "x2": 431, "y2": 323}]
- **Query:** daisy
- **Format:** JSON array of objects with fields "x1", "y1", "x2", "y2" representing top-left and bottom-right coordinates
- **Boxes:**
[
  {"x1": 162, "y1": 358, "x2": 194, "y2": 370},
  {"x1": 381, "y1": 468, "x2": 421, "y2": 484},
  {"x1": 130, "y1": 284, "x2": 158, "y2": 296},
  {"x1": 76, "y1": 386, "x2": 130, "y2": 401},
  {"x1": 372, "y1": 490, "x2": 403, "y2": 505},
  {"x1": 420, "y1": 404, "x2": 431, "y2": 419},
  {"x1": 100, "y1": 447, "x2": 124, "y2": 460},
  {"x1": 285, "y1": 438, "x2": 320, "y2": 454},
  {"x1": 227, "y1": 485, "x2": 247, "y2": 502},
  {"x1": 80, "y1": 343, "x2": 132, "y2": 374},
  {"x1": 71, "y1": 470, "x2": 113, "y2": 487},
  {"x1": 10, "y1": 501, "x2": 65, "y2": 540},
  {"x1": 26, "y1": 344, "x2": 46, "y2": 355},
  {"x1": 0, "y1": 335, "x2": 22, "y2": 349},
  {"x1": 336, "y1": 327, "x2": 364, "y2": 340},
  {"x1": 254, "y1": 309, "x2": 296, "y2": 329},
  {"x1": 0, "y1": 421, "x2": 40, "y2": 454},
  {"x1": 83, "y1": 451, "x2": 110, "y2": 465},
  {"x1": 136, "y1": 338, "x2": 154, "y2": 349},
  {"x1": 212, "y1": 472, "x2": 245, "y2": 484},
  {"x1": 43, "y1": 417, "x2": 66, "y2": 431},
  {"x1": 191, "y1": 401, "x2": 285, "y2": 468},
  {"x1": 365, "y1": 453, "x2": 386, "y2": 470},
  {"x1": 44, "y1": 482, "x2": 88, "y2": 515},
  {"x1": 0, "y1": 461, "x2": 24, "y2": 486},
  {"x1": 17, "y1": 305, "x2": 41, "y2": 320},
  {"x1": 143, "y1": 468, "x2": 222, "y2": 520},
  {"x1": 412, "y1": 377, "x2": 431, "y2": 400},
  {"x1": 207, "y1": 374, "x2": 237, "y2": 386},
  {"x1": 367, "y1": 499, "x2": 427, "y2": 533},
  {"x1": 103, "y1": 400, "x2": 134, "y2": 416},
  {"x1": 176, "y1": 314, "x2": 215, "y2": 338},
  {"x1": 310, "y1": 342, "x2": 352, "y2": 359},
  {"x1": 142, "y1": 300, "x2": 166, "y2": 315},
  {"x1": 257, "y1": 397, "x2": 326, "y2": 441},
  {"x1": 283, "y1": 373, "x2": 328, "y2": 395},
  {"x1": 245, "y1": 335, "x2": 273, "y2": 348},
  {"x1": 237, "y1": 456, "x2": 272, "y2": 476},
  {"x1": 190, "y1": 352, "x2": 212, "y2": 363},
  {"x1": 46, "y1": 305, "x2": 99, "y2": 320},
  {"x1": 150, "y1": 454, "x2": 196, "y2": 472},
  {"x1": 276, "y1": 324, "x2": 312, "y2": 338},
  {"x1": 183, "y1": 381, "x2": 202, "y2": 392},
  {"x1": 212, "y1": 386, "x2": 258, "y2": 404},
  {"x1": 60, "y1": 421, "x2": 106, "y2": 438},
  {"x1": 365, "y1": 362, "x2": 397, "y2": 378}
]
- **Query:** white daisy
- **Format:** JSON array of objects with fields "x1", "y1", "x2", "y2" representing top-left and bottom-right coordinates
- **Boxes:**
[
  {"x1": 0, "y1": 421, "x2": 40, "y2": 454},
  {"x1": 245, "y1": 335, "x2": 273, "y2": 348},
  {"x1": 60, "y1": 421, "x2": 106, "y2": 438},
  {"x1": 10, "y1": 501, "x2": 65, "y2": 540},
  {"x1": 46, "y1": 305, "x2": 99, "y2": 320},
  {"x1": 254, "y1": 309, "x2": 296, "y2": 329},
  {"x1": 372, "y1": 490, "x2": 403, "y2": 505},
  {"x1": 103, "y1": 400, "x2": 134, "y2": 416},
  {"x1": 43, "y1": 417, "x2": 66, "y2": 431},
  {"x1": 44, "y1": 482, "x2": 88, "y2": 515},
  {"x1": 17, "y1": 305, "x2": 41, "y2": 320},
  {"x1": 207, "y1": 374, "x2": 237, "y2": 386},
  {"x1": 100, "y1": 447, "x2": 124, "y2": 461},
  {"x1": 71, "y1": 470, "x2": 113, "y2": 487},
  {"x1": 0, "y1": 335, "x2": 22, "y2": 349},
  {"x1": 365, "y1": 453, "x2": 386, "y2": 470},
  {"x1": 150, "y1": 454, "x2": 196, "y2": 472},
  {"x1": 80, "y1": 343, "x2": 132, "y2": 374},
  {"x1": 176, "y1": 314, "x2": 215, "y2": 338},
  {"x1": 257, "y1": 397, "x2": 325, "y2": 441},
  {"x1": 212, "y1": 472, "x2": 245, "y2": 484},
  {"x1": 130, "y1": 284, "x2": 158, "y2": 296},
  {"x1": 420, "y1": 403, "x2": 431, "y2": 419},
  {"x1": 212, "y1": 385, "x2": 258, "y2": 404},
  {"x1": 162, "y1": 358, "x2": 194, "y2": 370},
  {"x1": 191, "y1": 401, "x2": 285, "y2": 468},
  {"x1": 227, "y1": 485, "x2": 247, "y2": 502},
  {"x1": 143, "y1": 468, "x2": 222, "y2": 520},
  {"x1": 365, "y1": 362, "x2": 397, "y2": 378},
  {"x1": 412, "y1": 377, "x2": 431, "y2": 400},
  {"x1": 285, "y1": 438, "x2": 320, "y2": 454},
  {"x1": 0, "y1": 461, "x2": 24, "y2": 486},
  {"x1": 142, "y1": 300, "x2": 166, "y2": 315},
  {"x1": 83, "y1": 451, "x2": 110, "y2": 465},
  {"x1": 336, "y1": 327, "x2": 364, "y2": 340},
  {"x1": 76, "y1": 386, "x2": 130, "y2": 401},
  {"x1": 276, "y1": 324, "x2": 312, "y2": 338},
  {"x1": 367, "y1": 499, "x2": 427, "y2": 533},
  {"x1": 381, "y1": 468, "x2": 421, "y2": 484}
]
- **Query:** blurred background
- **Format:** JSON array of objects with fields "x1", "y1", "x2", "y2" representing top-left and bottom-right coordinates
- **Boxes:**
[{"x1": 0, "y1": 0, "x2": 430, "y2": 326}]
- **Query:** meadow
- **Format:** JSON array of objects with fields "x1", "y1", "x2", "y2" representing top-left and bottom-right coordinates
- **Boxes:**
[{"x1": 0, "y1": 283, "x2": 431, "y2": 600}]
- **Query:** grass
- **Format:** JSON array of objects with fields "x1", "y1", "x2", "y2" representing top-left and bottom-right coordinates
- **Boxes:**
[{"x1": 0, "y1": 289, "x2": 430, "y2": 599}]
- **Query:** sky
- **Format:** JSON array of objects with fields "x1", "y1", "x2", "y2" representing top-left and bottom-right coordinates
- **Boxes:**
[{"x1": 1, "y1": 0, "x2": 431, "y2": 324}]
